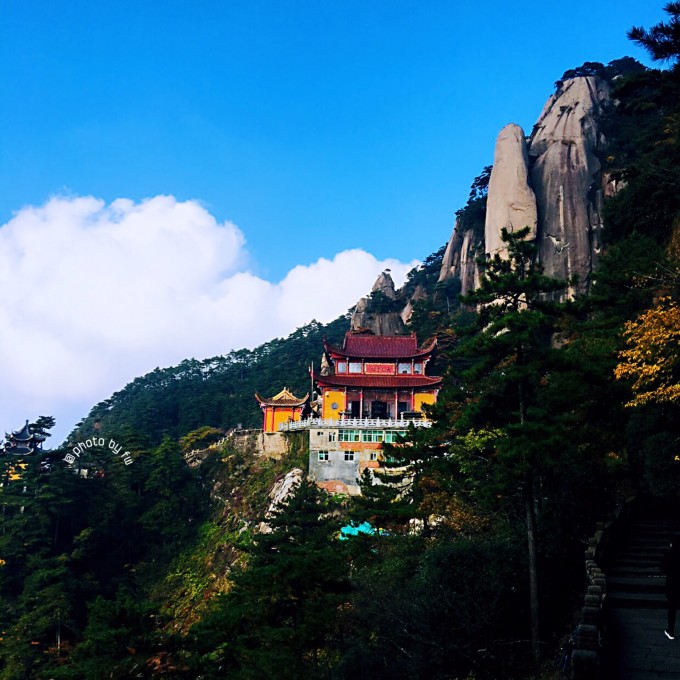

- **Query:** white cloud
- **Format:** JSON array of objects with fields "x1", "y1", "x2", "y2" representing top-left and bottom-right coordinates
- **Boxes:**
[{"x1": 0, "y1": 195, "x2": 418, "y2": 442}]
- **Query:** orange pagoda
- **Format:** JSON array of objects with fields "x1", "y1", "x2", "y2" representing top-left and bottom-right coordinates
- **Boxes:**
[{"x1": 255, "y1": 387, "x2": 308, "y2": 433}]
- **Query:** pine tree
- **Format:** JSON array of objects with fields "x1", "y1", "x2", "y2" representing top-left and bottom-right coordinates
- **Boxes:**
[
  {"x1": 629, "y1": 2, "x2": 680, "y2": 68},
  {"x1": 457, "y1": 226, "x2": 569, "y2": 665},
  {"x1": 190, "y1": 480, "x2": 350, "y2": 679}
]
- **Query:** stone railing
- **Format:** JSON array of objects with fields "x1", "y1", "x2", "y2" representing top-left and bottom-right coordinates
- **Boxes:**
[
  {"x1": 278, "y1": 417, "x2": 433, "y2": 432},
  {"x1": 567, "y1": 495, "x2": 638, "y2": 679}
]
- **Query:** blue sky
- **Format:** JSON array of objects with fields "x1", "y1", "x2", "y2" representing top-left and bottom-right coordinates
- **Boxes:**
[
  {"x1": 0, "y1": 1, "x2": 665, "y2": 442},
  {"x1": 1, "y1": 1, "x2": 661, "y2": 279}
]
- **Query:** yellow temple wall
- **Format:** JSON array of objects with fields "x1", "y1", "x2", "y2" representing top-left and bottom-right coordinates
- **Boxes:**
[
  {"x1": 322, "y1": 390, "x2": 345, "y2": 419},
  {"x1": 264, "y1": 406, "x2": 301, "y2": 433},
  {"x1": 414, "y1": 392, "x2": 436, "y2": 414}
]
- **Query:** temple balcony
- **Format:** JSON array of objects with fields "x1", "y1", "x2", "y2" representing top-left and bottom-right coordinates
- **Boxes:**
[{"x1": 278, "y1": 416, "x2": 432, "y2": 432}]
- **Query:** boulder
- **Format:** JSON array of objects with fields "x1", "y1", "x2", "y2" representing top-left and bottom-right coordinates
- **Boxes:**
[{"x1": 485, "y1": 123, "x2": 537, "y2": 259}]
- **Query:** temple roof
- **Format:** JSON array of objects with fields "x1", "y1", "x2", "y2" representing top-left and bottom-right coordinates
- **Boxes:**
[
  {"x1": 6, "y1": 420, "x2": 45, "y2": 444},
  {"x1": 313, "y1": 372, "x2": 442, "y2": 389},
  {"x1": 255, "y1": 387, "x2": 309, "y2": 407},
  {"x1": 9, "y1": 421, "x2": 32, "y2": 441},
  {"x1": 7, "y1": 445, "x2": 33, "y2": 455},
  {"x1": 324, "y1": 331, "x2": 436, "y2": 360}
]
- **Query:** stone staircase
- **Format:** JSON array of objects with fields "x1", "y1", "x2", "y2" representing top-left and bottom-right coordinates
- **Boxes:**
[
  {"x1": 606, "y1": 519, "x2": 678, "y2": 609},
  {"x1": 604, "y1": 513, "x2": 680, "y2": 678}
]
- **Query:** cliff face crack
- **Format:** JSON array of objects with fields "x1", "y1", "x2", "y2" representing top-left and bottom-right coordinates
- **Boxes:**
[{"x1": 545, "y1": 232, "x2": 569, "y2": 256}]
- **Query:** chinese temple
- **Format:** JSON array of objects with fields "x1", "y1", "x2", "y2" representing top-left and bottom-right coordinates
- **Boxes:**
[
  {"x1": 253, "y1": 332, "x2": 441, "y2": 494},
  {"x1": 4, "y1": 421, "x2": 46, "y2": 455},
  {"x1": 255, "y1": 387, "x2": 308, "y2": 433},
  {"x1": 314, "y1": 331, "x2": 441, "y2": 420}
]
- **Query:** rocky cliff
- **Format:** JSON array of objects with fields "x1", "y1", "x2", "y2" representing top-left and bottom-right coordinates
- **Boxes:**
[
  {"x1": 529, "y1": 76, "x2": 609, "y2": 293},
  {"x1": 351, "y1": 74, "x2": 613, "y2": 332},
  {"x1": 350, "y1": 270, "x2": 407, "y2": 334},
  {"x1": 439, "y1": 75, "x2": 610, "y2": 298}
]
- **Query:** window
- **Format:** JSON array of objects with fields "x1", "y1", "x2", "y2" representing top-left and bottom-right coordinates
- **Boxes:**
[
  {"x1": 318, "y1": 451, "x2": 329, "y2": 461},
  {"x1": 329, "y1": 431, "x2": 337, "y2": 442},
  {"x1": 339, "y1": 429, "x2": 361, "y2": 442},
  {"x1": 370, "y1": 452, "x2": 379, "y2": 461},
  {"x1": 362, "y1": 430, "x2": 384, "y2": 443},
  {"x1": 397, "y1": 362, "x2": 410, "y2": 374},
  {"x1": 349, "y1": 361, "x2": 362, "y2": 373},
  {"x1": 344, "y1": 451, "x2": 355, "y2": 461},
  {"x1": 336, "y1": 361, "x2": 347, "y2": 373},
  {"x1": 317, "y1": 431, "x2": 324, "y2": 437},
  {"x1": 384, "y1": 430, "x2": 404, "y2": 443},
  {"x1": 413, "y1": 362, "x2": 423, "y2": 375}
]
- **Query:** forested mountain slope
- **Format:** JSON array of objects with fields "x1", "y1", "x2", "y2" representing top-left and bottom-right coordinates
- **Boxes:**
[{"x1": 69, "y1": 315, "x2": 349, "y2": 446}]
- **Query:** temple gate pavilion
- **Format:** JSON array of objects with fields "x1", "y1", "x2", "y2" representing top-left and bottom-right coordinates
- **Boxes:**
[
  {"x1": 266, "y1": 331, "x2": 441, "y2": 495},
  {"x1": 256, "y1": 387, "x2": 308, "y2": 433}
]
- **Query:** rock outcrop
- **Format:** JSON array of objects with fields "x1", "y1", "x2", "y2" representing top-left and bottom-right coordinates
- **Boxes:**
[
  {"x1": 349, "y1": 76, "x2": 610, "y2": 326},
  {"x1": 438, "y1": 215, "x2": 483, "y2": 296},
  {"x1": 258, "y1": 467, "x2": 304, "y2": 533},
  {"x1": 400, "y1": 284, "x2": 427, "y2": 325},
  {"x1": 350, "y1": 270, "x2": 407, "y2": 334},
  {"x1": 529, "y1": 76, "x2": 609, "y2": 293},
  {"x1": 485, "y1": 123, "x2": 537, "y2": 259},
  {"x1": 371, "y1": 270, "x2": 398, "y2": 299},
  {"x1": 439, "y1": 76, "x2": 610, "y2": 299}
]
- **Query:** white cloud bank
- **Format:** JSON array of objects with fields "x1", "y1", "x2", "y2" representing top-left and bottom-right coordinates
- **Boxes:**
[{"x1": 0, "y1": 195, "x2": 418, "y2": 442}]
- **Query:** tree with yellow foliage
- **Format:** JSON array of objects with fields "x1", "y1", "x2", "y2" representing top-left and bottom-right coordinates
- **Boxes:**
[{"x1": 615, "y1": 297, "x2": 680, "y2": 406}]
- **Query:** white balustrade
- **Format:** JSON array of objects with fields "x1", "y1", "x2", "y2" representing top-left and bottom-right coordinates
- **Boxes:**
[{"x1": 278, "y1": 417, "x2": 432, "y2": 432}]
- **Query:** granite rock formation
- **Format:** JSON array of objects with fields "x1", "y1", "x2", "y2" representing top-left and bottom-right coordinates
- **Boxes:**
[
  {"x1": 438, "y1": 215, "x2": 483, "y2": 296},
  {"x1": 350, "y1": 270, "x2": 407, "y2": 334},
  {"x1": 439, "y1": 76, "x2": 610, "y2": 299},
  {"x1": 485, "y1": 123, "x2": 537, "y2": 259},
  {"x1": 529, "y1": 76, "x2": 609, "y2": 293},
  {"x1": 352, "y1": 76, "x2": 611, "y2": 330}
]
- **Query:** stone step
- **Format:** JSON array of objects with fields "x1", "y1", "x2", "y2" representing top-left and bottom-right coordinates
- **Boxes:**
[
  {"x1": 625, "y1": 537, "x2": 675, "y2": 546},
  {"x1": 607, "y1": 590, "x2": 667, "y2": 609},
  {"x1": 608, "y1": 576, "x2": 667, "y2": 593},
  {"x1": 608, "y1": 566, "x2": 665, "y2": 578},
  {"x1": 614, "y1": 545, "x2": 666, "y2": 560},
  {"x1": 627, "y1": 524, "x2": 680, "y2": 532},
  {"x1": 609, "y1": 553, "x2": 663, "y2": 569}
]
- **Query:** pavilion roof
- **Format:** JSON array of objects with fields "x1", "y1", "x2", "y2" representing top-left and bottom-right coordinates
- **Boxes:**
[
  {"x1": 324, "y1": 331, "x2": 436, "y2": 360},
  {"x1": 6, "y1": 420, "x2": 45, "y2": 443},
  {"x1": 255, "y1": 387, "x2": 309, "y2": 407}
]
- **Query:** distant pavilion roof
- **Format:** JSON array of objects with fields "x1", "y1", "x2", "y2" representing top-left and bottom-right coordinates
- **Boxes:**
[
  {"x1": 255, "y1": 387, "x2": 309, "y2": 408},
  {"x1": 312, "y1": 372, "x2": 442, "y2": 389},
  {"x1": 4, "y1": 420, "x2": 46, "y2": 455},
  {"x1": 324, "y1": 331, "x2": 436, "y2": 360},
  {"x1": 6, "y1": 420, "x2": 46, "y2": 444}
]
